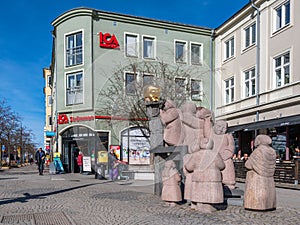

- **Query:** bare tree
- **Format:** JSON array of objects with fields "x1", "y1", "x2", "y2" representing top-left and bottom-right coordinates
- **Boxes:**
[{"x1": 96, "y1": 59, "x2": 209, "y2": 135}]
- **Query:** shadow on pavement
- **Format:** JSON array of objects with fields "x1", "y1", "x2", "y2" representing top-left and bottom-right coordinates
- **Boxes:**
[{"x1": 0, "y1": 180, "x2": 111, "y2": 206}]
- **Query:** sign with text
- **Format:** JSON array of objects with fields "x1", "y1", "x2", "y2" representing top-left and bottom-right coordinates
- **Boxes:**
[
  {"x1": 83, "y1": 156, "x2": 92, "y2": 172},
  {"x1": 99, "y1": 32, "x2": 120, "y2": 49}
]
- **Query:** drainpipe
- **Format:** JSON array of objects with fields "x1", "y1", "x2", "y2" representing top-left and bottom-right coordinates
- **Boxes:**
[
  {"x1": 210, "y1": 29, "x2": 215, "y2": 112},
  {"x1": 251, "y1": 0, "x2": 260, "y2": 137}
]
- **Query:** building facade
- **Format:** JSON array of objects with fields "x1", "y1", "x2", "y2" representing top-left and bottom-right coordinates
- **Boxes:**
[
  {"x1": 48, "y1": 8, "x2": 213, "y2": 172},
  {"x1": 214, "y1": 0, "x2": 300, "y2": 159},
  {"x1": 43, "y1": 68, "x2": 53, "y2": 155}
]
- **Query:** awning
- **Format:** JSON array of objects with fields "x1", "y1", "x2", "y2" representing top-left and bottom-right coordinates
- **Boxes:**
[{"x1": 228, "y1": 114, "x2": 300, "y2": 133}]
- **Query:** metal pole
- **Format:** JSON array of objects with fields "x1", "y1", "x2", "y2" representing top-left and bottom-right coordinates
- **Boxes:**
[{"x1": 251, "y1": 0, "x2": 260, "y2": 137}]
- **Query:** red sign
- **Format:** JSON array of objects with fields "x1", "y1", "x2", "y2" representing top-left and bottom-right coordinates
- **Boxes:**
[
  {"x1": 99, "y1": 32, "x2": 120, "y2": 49},
  {"x1": 58, "y1": 114, "x2": 69, "y2": 124}
]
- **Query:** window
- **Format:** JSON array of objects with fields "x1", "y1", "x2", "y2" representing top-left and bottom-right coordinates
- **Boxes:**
[
  {"x1": 143, "y1": 36, "x2": 155, "y2": 59},
  {"x1": 191, "y1": 79, "x2": 203, "y2": 101},
  {"x1": 191, "y1": 43, "x2": 202, "y2": 65},
  {"x1": 47, "y1": 75, "x2": 52, "y2": 87},
  {"x1": 244, "y1": 23, "x2": 256, "y2": 48},
  {"x1": 244, "y1": 68, "x2": 256, "y2": 98},
  {"x1": 274, "y1": 1, "x2": 290, "y2": 32},
  {"x1": 143, "y1": 74, "x2": 154, "y2": 87},
  {"x1": 175, "y1": 41, "x2": 187, "y2": 63},
  {"x1": 66, "y1": 71, "x2": 83, "y2": 105},
  {"x1": 125, "y1": 34, "x2": 138, "y2": 57},
  {"x1": 125, "y1": 73, "x2": 136, "y2": 95},
  {"x1": 224, "y1": 37, "x2": 234, "y2": 60},
  {"x1": 66, "y1": 32, "x2": 83, "y2": 67},
  {"x1": 274, "y1": 52, "x2": 290, "y2": 88},
  {"x1": 175, "y1": 78, "x2": 186, "y2": 98},
  {"x1": 47, "y1": 95, "x2": 52, "y2": 106},
  {"x1": 225, "y1": 77, "x2": 234, "y2": 104},
  {"x1": 48, "y1": 116, "x2": 52, "y2": 126}
]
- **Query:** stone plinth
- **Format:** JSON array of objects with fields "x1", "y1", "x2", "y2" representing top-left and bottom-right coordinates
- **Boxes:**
[{"x1": 150, "y1": 145, "x2": 188, "y2": 196}]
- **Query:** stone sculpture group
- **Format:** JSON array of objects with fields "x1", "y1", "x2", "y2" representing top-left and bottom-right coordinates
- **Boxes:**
[{"x1": 159, "y1": 100, "x2": 277, "y2": 213}]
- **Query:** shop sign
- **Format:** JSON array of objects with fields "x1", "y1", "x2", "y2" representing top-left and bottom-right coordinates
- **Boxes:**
[{"x1": 99, "y1": 32, "x2": 120, "y2": 49}]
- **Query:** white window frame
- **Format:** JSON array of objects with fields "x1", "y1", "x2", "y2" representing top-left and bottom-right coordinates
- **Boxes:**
[
  {"x1": 66, "y1": 71, "x2": 84, "y2": 105},
  {"x1": 174, "y1": 40, "x2": 188, "y2": 63},
  {"x1": 190, "y1": 79, "x2": 203, "y2": 101},
  {"x1": 142, "y1": 35, "x2": 156, "y2": 59},
  {"x1": 47, "y1": 95, "x2": 52, "y2": 106},
  {"x1": 224, "y1": 77, "x2": 234, "y2": 104},
  {"x1": 125, "y1": 33, "x2": 139, "y2": 58},
  {"x1": 174, "y1": 77, "x2": 187, "y2": 99},
  {"x1": 243, "y1": 67, "x2": 256, "y2": 98},
  {"x1": 142, "y1": 73, "x2": 154, "y2": 87},
  {"x1": 65, "y1": 30, "x2": 83, "y2": 68},
  {"x1": 273, "y1": 0, "x2": 290, "y2": 33},
  {"x1": 224, "y1": 36, "x2": 235, "y2": 61},
  {"x1": 273, "y1": 51, "x2": 290, "y2": 88},
  {"x1": 243, "y1": 22, "x2": 256, "y2": 49},
  {"x1": 124, "y1": 72, "x2": 137, "y2": 95},
  {"x1": 190, "y1": 42, "x2": 203, "y2": 65}
]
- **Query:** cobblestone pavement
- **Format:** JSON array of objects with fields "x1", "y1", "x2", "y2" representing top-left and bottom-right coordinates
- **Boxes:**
[{"x1": 0, "y1": 165, "x2": 299, "y2": 225}]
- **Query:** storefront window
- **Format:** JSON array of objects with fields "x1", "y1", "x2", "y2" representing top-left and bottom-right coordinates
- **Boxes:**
[{"x1": 121, "y1": 127, "x2": 150, "y2": 165}]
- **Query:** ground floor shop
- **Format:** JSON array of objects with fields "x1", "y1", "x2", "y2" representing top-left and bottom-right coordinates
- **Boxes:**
[
  {"x1": 229, "y1": 115, "x2": 300, "y2": 161},
  {"x1": 57, "y1": 124, "x2": 150, "y2": 173}
]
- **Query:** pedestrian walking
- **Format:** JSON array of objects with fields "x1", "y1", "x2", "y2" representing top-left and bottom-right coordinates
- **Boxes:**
[{"x1": 35, "y1": 148, "x2": 46, "y2": 175}]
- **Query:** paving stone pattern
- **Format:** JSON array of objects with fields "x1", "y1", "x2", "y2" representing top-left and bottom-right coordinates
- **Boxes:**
[{"x1": 0, "y1": 165, "x2": 299, "y2": 225}]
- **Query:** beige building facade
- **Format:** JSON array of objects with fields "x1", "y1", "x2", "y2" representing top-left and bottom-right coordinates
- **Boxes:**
[{"x1": 214, "y1": 0, "x2": 300, "y2": 159}]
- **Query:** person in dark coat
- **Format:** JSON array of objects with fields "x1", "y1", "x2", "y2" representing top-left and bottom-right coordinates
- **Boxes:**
[{"x1": 35, "y1": 148, "x2": 46, "y2": 175}]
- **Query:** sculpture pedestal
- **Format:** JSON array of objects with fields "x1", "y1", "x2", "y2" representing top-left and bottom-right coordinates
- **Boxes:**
[{"x1": 150, "y1": 145, "x2": 187, "y2": 196}]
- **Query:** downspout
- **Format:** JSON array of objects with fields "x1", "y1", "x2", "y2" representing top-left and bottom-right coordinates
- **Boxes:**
[
  {"x1": 210, "y1": 29, "x2": 215, "y2": 112},
  {"x1": 251, "y1": 0, "x2": 260, "y2": 137}
]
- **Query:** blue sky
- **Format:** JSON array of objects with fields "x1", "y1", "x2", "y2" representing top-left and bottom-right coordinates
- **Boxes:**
[{"x1": 0, "y1": 0, "x2": 249, "y2": 147}]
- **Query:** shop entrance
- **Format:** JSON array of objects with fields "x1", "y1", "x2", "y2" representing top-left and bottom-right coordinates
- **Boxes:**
[{"x1": 61, "y1": 125, "x2": 109, "y2": 173}]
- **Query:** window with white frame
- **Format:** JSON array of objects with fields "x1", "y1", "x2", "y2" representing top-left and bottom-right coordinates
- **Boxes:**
[
  {"x1": 191, "y1": 43, "x2": 203, "y2": 65},
  {"x1": 175, "y1": 77, "x2": 186, "y2": 98},
  {"x1": 47, "y1": 95, "x2": 52, "y2": 106},
  {"x1": 191, "y1": 79, "x2": 203, "y2": 101},
  {"x1": 274, "y1": 52, "x2": 290, "y2": 88},
  {"x1": 244, "y1": 68, "x2": 256, "y2": 98},
  {"x1": 125, "y1": 72, "x2": 136, "y2": 95},
  {"x1": 244, "y1": 23, "x2": 256, "y2": 48},
  {"x1": 66, "y1": 31, "x2": 83, "y2": 67},
  {"x1": 143, "y1": 74, "x2": 154, "y2": 87},
  {"x1": 175, "y1": 41, "x2": 187, "y2": 63},
  {"x1": 66, "y1": 71, "x2": 83, "y2": 105},
  {"x1": 125, "y1": 34, "x2": 138, "y2": 57},
  {"x1": 143, "y1": 36, "x2": 155, "y2": 59},
  {"x1": 224, "y1": 37, "x2": 234, "y2": 60},
  {"x1": 274, "y1": 1, "x2": 290, "y2": 32},
  {"x1": 225, "y1": 77, "x2": 234, "y2": 104}
]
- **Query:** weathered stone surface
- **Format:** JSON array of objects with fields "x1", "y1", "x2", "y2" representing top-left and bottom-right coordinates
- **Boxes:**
[
  {"x1": 185, "y1": 139, "x2": 225, "y2": 212},
  {"x1": 244, "y1": 134, "x2": 277, "y2": 211},
  {"x1": 161, "y1": 160, "x2": 182, "y2": 204},
  {"x1": 160, "y1": 100, "x2": 183, "y2": 146},
  {"x1": 212, "y1": 120, "x2": 236, "y2": 189}
]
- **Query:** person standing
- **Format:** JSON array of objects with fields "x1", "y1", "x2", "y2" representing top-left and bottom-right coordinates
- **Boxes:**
[
  {"x1": 77, "y1": 151, "x2": 83, "y2": 173},
  {"x1": 35, "y1": 148, "x2": 46, "y2": 175},
  {"x1": 109, "y1": 149, "x2": 119, "y2": 181}
]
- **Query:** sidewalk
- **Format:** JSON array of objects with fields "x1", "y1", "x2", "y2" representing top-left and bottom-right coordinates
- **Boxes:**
[{"x1": 0, "y1": 165, "x2": 299, "y2": 225}]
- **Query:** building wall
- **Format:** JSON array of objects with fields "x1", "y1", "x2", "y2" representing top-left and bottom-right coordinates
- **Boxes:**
[
  {"x1": 214, "y1": 0, "x2": 300, "y2": 127},
  {"x1": 50, "y1": 8, "x2": 213, "y2": 162}
]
